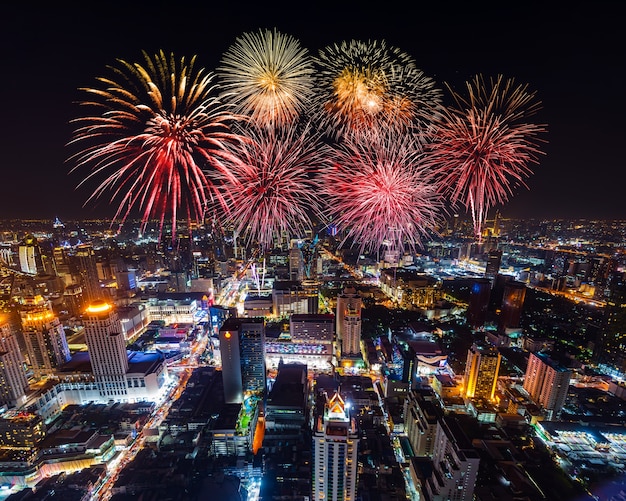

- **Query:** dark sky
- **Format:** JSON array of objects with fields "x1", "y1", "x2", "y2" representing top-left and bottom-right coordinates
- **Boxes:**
[{"x1": 1, "y1": 1, "x2": 624, "y2": 221}]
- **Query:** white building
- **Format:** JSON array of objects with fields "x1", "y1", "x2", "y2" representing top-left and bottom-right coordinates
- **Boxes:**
[
  {"x1": 0, "y1": 316, "x2": 29, "y2": 408},
  {"x1": 312, "y1": 391, "x2": 359, "y2": 501}
]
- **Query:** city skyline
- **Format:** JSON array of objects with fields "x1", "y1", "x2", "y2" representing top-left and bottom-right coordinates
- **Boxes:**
[{"x1": 2, "y1": 2, "x2": 625, "y2": 221}]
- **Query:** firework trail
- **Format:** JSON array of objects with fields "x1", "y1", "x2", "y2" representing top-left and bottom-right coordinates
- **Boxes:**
[
  {"x1": 218, "y1": 28, "x2": 315, "y2": 127},
  {"x1": 217, "y1": 124, "x2": 326, "y2": 250},
  {"x1": 68, "y1": 50, "x2": 246, "y2": 237},
  {"x1": 321, "y1": 130, "x2": 443, "y2": 253},
  {"x1": 425, "y1": 74, "x2": 546, "y2": 240},
  {"x1": 313, "y1": 39, "x2": 441, "y2": 139}
]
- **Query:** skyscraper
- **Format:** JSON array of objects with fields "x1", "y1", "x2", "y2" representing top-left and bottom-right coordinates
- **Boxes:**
[
  {"x1": 18, "y1": 234, "x2": 45, "y2": 276},
  {"x1": 73, "y1": 244, "x2": 101, "y2": 303},
  {"x1": 464, "y1": 342, "x2": 501, "y2": 401},
  {"x1": 336, "y1": 286, "x2": 362, "y2": 357},
  {"x1": 523, "y1": 352, "x2": 571, "y2": 419},
  {"x1": 83, "y1": 300, "x2": 129, "y2": 399},
  {"x1": 0, "y1": 315, "x2": 29, "y2": 408},
  {"x1": 484, "y1": 249, "x2": 502, "y2": 282},
  {"x1": 19, "y1": 295, "x2": 71, "y2": 380},
  {"x1": 467, "y1": 278, "x2": 491, "y2": 330},
  {"x1": 239, "y1": 318, "x2": 266, "y2": 397},
  {"x1": 312, "y1": 391, "x2": 359, "y2": 501},
  {"x1": 499, "y1": 281, "x2": 526, "y2": 331},
  {"x1": 220, "y1": 317, "x2": 243, "y2": 404}
]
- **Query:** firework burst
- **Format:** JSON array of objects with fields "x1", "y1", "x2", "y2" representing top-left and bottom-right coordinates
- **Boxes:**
[
  {"x1": 217, "y1": 124, "x2": 326, "y2": 250},
  {"x1": 321, "y1": 131, "x2": 443, "y2": 253},
  {"x1": 313, "y1": 39, "x2": 441, "y2": 139},
  {"x1": 68, "y1": 50, "x2": 246, "y2": 236},
  {"x1": 426, "y1": 74, "x2": 546, "y2": 240},
  {"x1": 218, "y1": 28, "x2": 315, "y2": 127}
]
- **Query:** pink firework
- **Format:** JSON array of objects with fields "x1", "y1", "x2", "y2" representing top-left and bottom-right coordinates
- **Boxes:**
[
  {"x1": 68, "y1": 51, "x2": 246, "y2": 237},
  {"x1": 426, "y1": 74, "x2": 546, "y2": 240},
  {"x1": 217, "y1": 124, "x2": 326, "y2": 250},
  {"x1": 322, "y1": 131, "x2": 443, "y2": 253}
]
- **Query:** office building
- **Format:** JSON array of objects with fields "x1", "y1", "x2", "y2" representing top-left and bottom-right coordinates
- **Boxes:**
[
  {"x1": 84, "y1": 300, "x2": 129, "y2": 399},
  {"x1": 239, "y1": 318, "x2": 266, "y2": 397},
  {"x1": 499, "y1": 281, "x2": 526, "y2": 331},
  {"x1": 404, "y1": 388, "x2": 442, "y2": 457},
  {"x1": 73, "y1": 244, "x2": 101, "y2": 303},
  {"x1": 0, "y1": 315, "x2": 29, "y2": 408},
  {"x1": 464, "y1": 342, "x2": 501, "y2": 401},
  {"x1": 467, "y1": 279, "x2": 491, "y2": 330},
  {"x1": 523, "y1": 352, "x2": 571, "y2": 420},
  {"x1": 19, "y1": 295, "x2": 71, "y2": 380},
  {"x1": 336, "y1": 286, "x2": 362, "y2": 356},
  {"x1": 484, "y1": 249, "x2": 502, "y2": 282},
  {"x1": 272, "y1": 280, "x2": 319, "y2": 317},
  {"x1": 312, "y1": 391, "x2": 359, "y2": 501},
  {"x1": 18, "y1": 234, "x2": 45, "y2": 276},
  {"x1": 219, "y1": 318, "x2": 243, "y2": 404}
]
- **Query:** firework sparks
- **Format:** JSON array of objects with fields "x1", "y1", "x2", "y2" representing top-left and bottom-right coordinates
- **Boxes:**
[
  {"x1": 218, "y1": 28, "x2": 315, "y2": 127},
  {"x1": 313, "y1": 39, "x2": 441, "y2": 138},
  {"x1": 217, "y1": 124, "x2": 326, "y2": 250},
  {"x1": 322, "y1": 131, "x2": 443, "y2": 253},
  {"x1": 426, "y1": 74, "x2": 546, "y2": 240},
  {"x1": 68, "y1": 50, "x2": 246, "y2": 237}
]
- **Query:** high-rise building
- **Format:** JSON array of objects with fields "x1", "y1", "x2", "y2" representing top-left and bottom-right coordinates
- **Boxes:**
[
  {"x1": 239, "y1": 318, "x2": 266, "y2": 397},
  {"x1": 0, "y1": 315, "x2": 29, "y2": 408},
  {"x1": 312, "y1": 391, "x2": 359, "y2": 501},
  {"x1": 18, "y1": 234, "x2": 45, "y2": 276},
  {"x1": 404, "y1": 388, "x2": 442, "y2": 457},
  {"x1": 499, "y1": 281, "x2": 526, "y2": 331},
  {"x1": 423, "y1": 416, "x2": 480, "y2": 501},
  {"x1": 523, "y1": 352, "x2": 571, "y2": 420},
  {"x1": 484, "y1": 249, "x2": 502, "y2": 282},
  {"x1": 336, "y1": 286, "x2": 362, "y2": 356},
  {"x1": 19, "y1": 295, "x2": 71, "y2": 380},
  {"x1": 220, "y1": 318, "x2": 243, "y2": 404},
  {"x1": 467, "y1": 278, "x2": 491, "y2": 330},
  {"x1": 73, "y1": 244, "x2": 101, "y2": 303},
  {"x1": 464, "y1": 342, "x2": 501, "y2": 401},
  {"x1": 83, "y1": 300, "x2": 129, "y2": 399},
  {"x1": 273, "y1": 280, "x2": 319, "y2": 316}
]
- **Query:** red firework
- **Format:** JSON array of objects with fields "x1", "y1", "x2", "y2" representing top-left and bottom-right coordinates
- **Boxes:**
[
  {"x1": 217, "y1": 124, "x2": 326, "y2": 250},
  {"x1": 322, "y1": 131, "x2": 443, "y2": 253},
  {"x1": 426, "y1": 74, "x2": 546, "y2": 240},
  {"x1": 68, "y1": 51, "x2": 246, "y2": 237}
]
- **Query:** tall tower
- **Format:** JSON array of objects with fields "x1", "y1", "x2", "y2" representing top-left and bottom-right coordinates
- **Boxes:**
[
  {"x1": 219, "y1": 318, "x2": 243, "y2": 404},
  {"x1": 239, "y1": 318, "x2": 266, "y2": 397},
  {"x1": 73, "y1": 244, "x2": 101, "y2": 303},
  {"x1": 499, "y1": 281, "x2": 526, "y2": 331},
  {"x1": 84, "y1": 300, "x2": 129, "y2": 399},
  {"x1": 467, "y1": 278, "x2": 491, "y2": 330},
  {"x1": 18, "y1": 234, "x2": 45, "y2": 275},
  {"x1": 336, "y1": 287, "x2": 362, "y2": 357},
  {"x1": 19, "y1": 295, "x2": 71, "y2": 379},
  {"x1": 464, "y1": 342, "x2": 501, "y2": 401},
  {"x1": 312, "y1": 391, "x2": 359, "y2": 501},
  {"x1": 484, "y1": 249, "x2": 502, "y2": 283},
  {"x1": 0, "y1": 315, "x2": 29, "y2": 408},
  {"x1": 523, "y1": 352, "x2": 571, "y2": 420}
]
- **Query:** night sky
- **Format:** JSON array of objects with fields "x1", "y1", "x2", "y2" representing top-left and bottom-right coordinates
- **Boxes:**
[{"x1": 2, "y1": 2, "x2": 624, "y2": 221}]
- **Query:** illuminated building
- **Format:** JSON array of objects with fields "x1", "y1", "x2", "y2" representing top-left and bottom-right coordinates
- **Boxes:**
[
  {"x1": 62, "y1": 283, "x2": 84, "y2": 317},
  {"x1": 336, "y1": 286, "x2": 361, "y2": 357},
  {"x1": 0, "y1": 411, "x2": 44, "y2": 448},
  {"x1": 467, "y1": 278, "x2": 491, "y2": 329},
  {"x1": 272, "y1": 280, "x2": 319, "y2": 317},
  {"x1": 84, "y1": 300, "x2": 129, "y2": 399},
  {"x1": 219, "y1": 318, "x2": 243, "y2": 404},
  {"x1": 19, "y1": 295, "x2": 71, "y2": 380},
  {"x1": 146, "y1": 295, "x2": 200, "y2": 324},
  {"x1": 312, "y1": 391, "x2": 359, "y2": 501},
  {"x1": 498, "y1": 281, "x2": 526, "y2": 331},
  {"x1": 239, "y1": 318, "x2": 266, "y2": 396},
  {"x1": 423, "y1": 417, "x2": 480, "y2": 501},
  {"x1": 404, "y1": 388, "x2": 442, "y2": 457},
  {"x1": 463, "y1": 342, "x2": 501, "y2": 401},
  {"x1": 18, "y1": 234, "x2": 45, "y2": 275},
  {"x1": 73, "y1": 244, "x2": 101, "y2": 303},
  {"x1": 484, "y1": 249, "x2": 502, "y2": 282},
  {"x1": 523, "y1": 352, "x2": 571, "y2": 420},
  {"x1": 0, "y1": 316, "x2": 29, "y2": 408}
]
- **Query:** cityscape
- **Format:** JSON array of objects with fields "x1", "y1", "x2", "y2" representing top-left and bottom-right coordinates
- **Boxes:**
[
  {"x1": 0, "y1": 215, "x2": 625, "y2": 501},
  {"x1": 2, "y1": 3, "x2": 626, "y2": 501}
]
